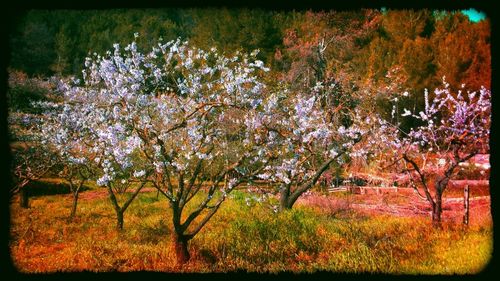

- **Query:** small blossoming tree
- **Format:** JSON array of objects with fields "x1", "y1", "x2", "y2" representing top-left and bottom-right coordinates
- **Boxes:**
[
  {"x1": 380, "y1": 79, "x2": 490, "y2": 224},
  {"x1": 8, "y1": 74, "x2": 62, "y2": 208},
  {"x1": 54, "y1": 35, "x2": 271, "y2": 264},
  {"x1": 38, "y1": 98, "x2": 99, "y2": 220},
  {"x1": 9, "y1": 112, "x2": 57, "y2": 208}
]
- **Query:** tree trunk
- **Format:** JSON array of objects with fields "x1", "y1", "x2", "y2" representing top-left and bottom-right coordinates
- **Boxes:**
[
  {"x1": 20, "y1": 187, "x2": 29, "y2": 208},
  {"x1": 116, "y1": 211, "x2": 124, "y2": 231},
  {"x1": 278, "y1": 157, "x2": 338, "y2": 212},
  {"x1": 172, "y1": 233, "x2": 190, "y2": 264},
  {"x1": 106, "y1": 184, "x2": 128, "y2": 231},
  {"x1": 432, "y1": 178, "x2": 450, "y2": 226},
  {"x1": 432, "y1": 193, "x2": 442, "y2": 226},
  {"x1": 279, "y1": 185, "x2": 292, "y2": 211},
  {"x1": 286, "y1": 195, "x2": 300, "y2": 210},
  {"x1": 69, "y1": 191, "x2": 79, "y2": 220}
]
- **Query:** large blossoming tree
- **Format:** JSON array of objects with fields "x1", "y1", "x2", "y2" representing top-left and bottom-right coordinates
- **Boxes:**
[{"x1": 51, "y1": 35, "x2": 271, "y2": 264}]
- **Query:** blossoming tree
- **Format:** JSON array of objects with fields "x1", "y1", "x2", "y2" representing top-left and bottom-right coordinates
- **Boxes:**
[
  {"x1": 38, "y1": 98, "x2": 98, "y2": 220},
  {"x1": 7, "y1": 74, "x2": 62, "y2": 208},
  {"x1": 380, "y1": 80, "x2": 490, "y2": 224},
  {"x1": 54, "y1": 35, "x2": 271, "y2": 263},
  {"x1": 9, "y1": 112, "x2": 57, "y2": 208},
  {"x1": 251, "y1": 81, "x2": 374, "y2": 210}
]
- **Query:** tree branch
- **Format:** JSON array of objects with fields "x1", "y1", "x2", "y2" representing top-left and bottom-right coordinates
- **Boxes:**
[
  {"x1": 402, "y1": 154, "x2": 435, "y2": 207},
  {"x1": 289, "y1": 149, "x2": 346, "y2": 204}
]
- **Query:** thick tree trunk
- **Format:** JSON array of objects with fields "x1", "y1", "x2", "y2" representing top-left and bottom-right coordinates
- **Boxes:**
[
  {"x1": 432, "y1": 194, "x2": 442, "y2": 226},
  {"x1": 285, "y1": 195, "x2": 300, "y2": 210},
  {"x1": 279, "y1": 185, "x2": 292, "y2": 211},
  {"x1": 278, "y1": 157, "x2": 339, "y2": 212},
  {"x1": 70, "y1": 191, "x2": 79, "y2": 220},
  {"x1": 432, "y1": 179, "x2": 450, "y2": 226},
  {"x1": 20, "y1": 187, "x2": 29, "y2": 208},
  {"x1": 172, "y1": 233, "x2": 190, "y2": 264},
  {"x1": 170, "y1": 199, "x2": 190, "y2": 264},
  {"x1": 116, "y1": 211, "x2": 124, "y2": 231}
]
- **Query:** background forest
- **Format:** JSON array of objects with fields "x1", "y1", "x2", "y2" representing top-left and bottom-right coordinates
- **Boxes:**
[{"x1": 9, "y1": 9, "x2": 490, "y2": 92}]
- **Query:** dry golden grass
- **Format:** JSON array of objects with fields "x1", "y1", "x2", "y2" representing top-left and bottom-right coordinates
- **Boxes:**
[{"x1": 9, "y1": 187, "x2": 493, "y2": 273}]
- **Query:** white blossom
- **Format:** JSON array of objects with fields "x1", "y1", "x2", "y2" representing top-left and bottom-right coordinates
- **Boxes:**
[{"x1": 133, "y1": 170, "x2": 146, "y2": 178}]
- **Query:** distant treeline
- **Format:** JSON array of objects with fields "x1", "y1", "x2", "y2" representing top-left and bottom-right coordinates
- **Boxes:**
[{"x1": 9, "y1": 8, "x2": 490, "y2": 95}]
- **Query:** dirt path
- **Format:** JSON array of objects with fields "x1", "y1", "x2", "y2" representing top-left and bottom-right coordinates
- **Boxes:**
[
  {"x1": 75, "y1": 185, "x2": 491, "y2": 225},
  {"x1": 298, "y1": 191, "x2": 491, "y2": 226},
  {"x1": 77, "y1": 187, "x2": 158, "y2": 201}
]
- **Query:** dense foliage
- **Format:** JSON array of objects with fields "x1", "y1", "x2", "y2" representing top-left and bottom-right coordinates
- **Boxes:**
[{"x1": 9, "y1": 9, "x2": 490, "y2": 93}]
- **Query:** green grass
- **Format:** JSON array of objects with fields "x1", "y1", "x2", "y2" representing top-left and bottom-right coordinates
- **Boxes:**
[{"x1": 9, "y1": 188, "x2": 492, "y2": 273}]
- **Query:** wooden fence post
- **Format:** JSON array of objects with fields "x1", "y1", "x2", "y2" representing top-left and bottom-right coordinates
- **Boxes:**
[{"x1": 463, "y1": 185, "x2": 470, "y2": 226}]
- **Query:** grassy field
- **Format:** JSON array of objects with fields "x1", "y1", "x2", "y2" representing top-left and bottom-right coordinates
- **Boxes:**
[{"x1": 9, "y1": 185, "x2": 492, "y2": 273}]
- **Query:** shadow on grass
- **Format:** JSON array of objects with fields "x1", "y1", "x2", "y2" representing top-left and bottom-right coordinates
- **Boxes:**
[{"x1": 25, "y1": 180, "x2": 91, "y2": 197}]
